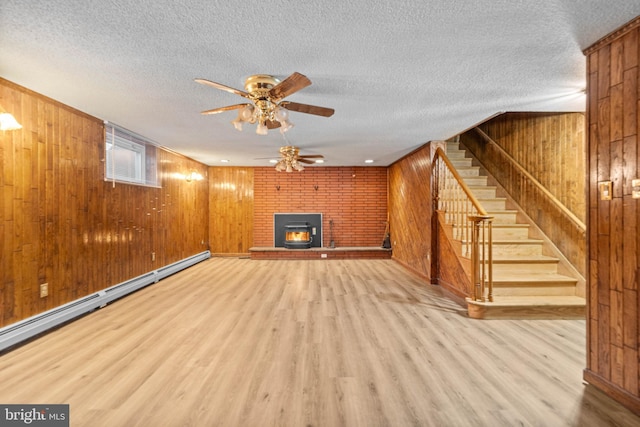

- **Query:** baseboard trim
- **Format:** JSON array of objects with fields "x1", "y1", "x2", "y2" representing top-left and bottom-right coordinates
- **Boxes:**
[
  {"x1": 0, "y1": 251, "x2": 210, "y2": 352},
  {"x1": 583, "y1": 369, "x2": 640, "y2": 416}
]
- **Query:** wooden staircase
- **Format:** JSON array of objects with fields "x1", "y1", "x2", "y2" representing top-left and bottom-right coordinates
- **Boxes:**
[{"x1": 445, "y1": 142, "x2": 585, "y2": 319}]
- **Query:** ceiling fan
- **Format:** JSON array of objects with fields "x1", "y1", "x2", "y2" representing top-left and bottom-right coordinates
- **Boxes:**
[
  {"x1": 195, "y1": 72, "x2": 334, "y2": 135},
  {"x1": 274, "y1": 145, "x2": 324, "y2": 172}
]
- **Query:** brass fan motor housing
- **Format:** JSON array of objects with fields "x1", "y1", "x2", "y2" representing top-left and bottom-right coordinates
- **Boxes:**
[
  {"x1": 244, "y1": 74, "x2": 280, "y2": 93},
  {"x1": 244, "y1": 75, "x2": 281, "y2": 122},
  {"x1": 279, "y1": 145, "x2": 299, "y2": 158}
]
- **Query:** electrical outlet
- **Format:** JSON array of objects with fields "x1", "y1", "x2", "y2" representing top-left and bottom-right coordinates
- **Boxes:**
[
  {"x1": 321, "y1": 253, "x2": 327, "y2": 258},
  {"x1": 40, "y1": 283, "x2": 49, "y2": 298}
]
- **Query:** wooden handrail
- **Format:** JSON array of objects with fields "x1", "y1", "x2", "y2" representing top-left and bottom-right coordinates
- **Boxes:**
[{"x1": 473, "y1": 127, "x2": 586, "y2": 233}]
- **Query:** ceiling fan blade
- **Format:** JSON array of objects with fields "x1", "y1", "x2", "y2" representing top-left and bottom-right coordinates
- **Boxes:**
[
  {"x1": 269, "y1": 72, "x2": 312, "y2": 101},
  {"x1": 297, "y1": 158, "x2": 316, "y2": 164},
  {"x1": 195, "y1": 78, "x2": 251, "y2": 99},
  {"x1": 200, "y1": 104, "x2": 249, "y2": 115},
  {"x1": 280, "y1": 101, "x2": 334, "y2": 117},
  {"x1": 266, "y1": 120, "x2": 281, "y2": 129},
  {"x1": 298, "y1": 154, "x2": 324, "y2": 159}
]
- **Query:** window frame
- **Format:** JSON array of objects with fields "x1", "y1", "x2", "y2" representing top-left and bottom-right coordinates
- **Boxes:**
[{"x1": 104, "y1": 122, "x2": 160, "y2": 188}]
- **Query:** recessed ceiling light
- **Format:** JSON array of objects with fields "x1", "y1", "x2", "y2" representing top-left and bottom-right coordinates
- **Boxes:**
[
  {"x1": 364, "y1": 159, "x2": 374, "y2": 164},
  {"x1": 269, "y1": 159, "x2": 278, "y2": 164},
  {"x1": 315, "y1": 159, "x2": 324, "y2": 164},
  {"x1": 220, "y1": 159, "x2": 229, "y2": 163}
]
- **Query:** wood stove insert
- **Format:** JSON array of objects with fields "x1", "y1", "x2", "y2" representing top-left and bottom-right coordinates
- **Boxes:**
[
  {"x1": 274, "y1": 213, "x2": 322, "y2": 248},
  {"x1": 284, "y1": 222, "x2": 312, "y2": 249}
]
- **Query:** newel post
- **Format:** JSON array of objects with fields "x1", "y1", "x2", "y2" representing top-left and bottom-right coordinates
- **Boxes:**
[{"x1": 468, "y1": 215, "x2": 493, "y2": 302}]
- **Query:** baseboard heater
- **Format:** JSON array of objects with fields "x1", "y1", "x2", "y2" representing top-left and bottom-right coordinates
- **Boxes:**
[{"x1": 0, "y1": 250, "x2": 210, "y2": 352}]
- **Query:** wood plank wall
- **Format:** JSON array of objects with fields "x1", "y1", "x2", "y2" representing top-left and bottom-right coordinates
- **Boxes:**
[
  {"x1": 388, "y1": 142, "x2": 444, "y2": 281},
  {"x1": 0, "y1": 78, "x2": 209, "y2": 328},
  {"x1": 253, "y1": 167, "x2": 387, "y2": 248},
  {"x1": 583, "y1": 16, "x2": 640, "y2": 415},
  {"x1": 460, "y1": 112, "x2": 586, "y2": 276},
  {"x1": 435, "y1": 212, "x2": 472, "y2": 299},
  {"x1": 208, "y1": 167, "x2": 254, "y2": 255}
]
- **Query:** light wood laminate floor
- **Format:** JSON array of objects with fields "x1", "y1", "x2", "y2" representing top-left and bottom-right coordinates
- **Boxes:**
[{"x1": 0, "y1": 258, "x2": 638, "y2": 426}]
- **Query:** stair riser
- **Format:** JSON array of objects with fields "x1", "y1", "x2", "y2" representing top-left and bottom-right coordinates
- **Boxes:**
[
  {"x1": 478, "y1": 199, "x2": 506, "y2": 210},
  {"x1": 491, "y1": 227, "x2": 530, "y2": 239},
  {"x1": 449, "y1": 159, "x2": 473, "y2": 168},
  {"x1": 467, "y1": 304, "x2": 585, "y2": 320},
  {"x1": 446, "y1": 151, "x2": 468, "y2": 159},
  {"x1": 464, "y1": 243, "x2": 543, "y2": 256},
  {"x1": 445, "y1": 226, "x2": 529, "y2": 241},
  {"x1": 489, "y1": 212, "x2": 518, "y2": 223},
  {"x1": 462, "y1": 177, "x2": 488, "y2": 186},
  {"x1": 469, "y1": 188, "x2": 497, "y2": 198},
  {"x1": 456, "y1": 167, "x2": 481, "y2": 177},
  {"x1": 494, "y1": 244, "x2": 542, "y2": 256},
  {"x1": 491, "y1": 263, "x2": 559, "y2": 273},
  {"x1": 491, "y1": 284, "x2": 577, "y2": 296}
]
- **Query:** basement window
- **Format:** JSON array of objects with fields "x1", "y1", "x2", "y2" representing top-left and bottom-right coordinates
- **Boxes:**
[{"x1": 104, "y1": 122, "x2": 159, "y2": 187}]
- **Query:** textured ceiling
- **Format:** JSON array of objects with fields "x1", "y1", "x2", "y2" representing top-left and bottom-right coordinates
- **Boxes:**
[{"x1": 2, "y1": 1, "x2": 640, "y2": 166}]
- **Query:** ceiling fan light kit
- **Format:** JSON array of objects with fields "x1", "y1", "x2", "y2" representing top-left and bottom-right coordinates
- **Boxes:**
[
  {"x1": 196, "y1": 72, "x2": 334, "y2": 135},
  {"x1": 275, "y1": 159, "x2": 302, "y2": 172},
  {"x1": 274, "y1": 145, "x2": 324, "y2": 173}
]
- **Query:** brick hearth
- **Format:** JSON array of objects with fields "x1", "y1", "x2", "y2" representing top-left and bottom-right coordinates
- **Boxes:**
[{"x1": 249, "y1": 247, "x2": 392, "y2": 260}]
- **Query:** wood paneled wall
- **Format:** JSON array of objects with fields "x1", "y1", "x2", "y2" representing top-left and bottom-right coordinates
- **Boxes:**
[
  {"x1": 435, "y1": 212, "x2": 472, "y2": 299},
  {"x1": 0, "y1": 78, "x2": 209, "y2": 328},
  {"x1": 583, "y1": 16, "x2": 640, "y2": 416},
  {"x1": 253, "y1": 167, "x2": 387, "y2": 247},
  {"x1": 460, "y1": 112, "x2": 586, "y2": 276},
  {"x1": 388, "y1": 142, "x2": 443, "y2": 281},
  {"x1": 477, "y1": 113, "x2": 585, "y2": 219},
  {"x1": 208, "y1": 167, "x2": 254, "y2": 255}
]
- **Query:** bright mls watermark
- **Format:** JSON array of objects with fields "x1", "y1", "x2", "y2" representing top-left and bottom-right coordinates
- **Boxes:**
[{"x1": 0, "y1": 405, "x2": 69, "y2": 426}]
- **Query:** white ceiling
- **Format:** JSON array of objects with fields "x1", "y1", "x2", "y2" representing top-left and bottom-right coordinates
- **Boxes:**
[{"x1": 2, "y1": 1, "x2": 640, "y2": 166}]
